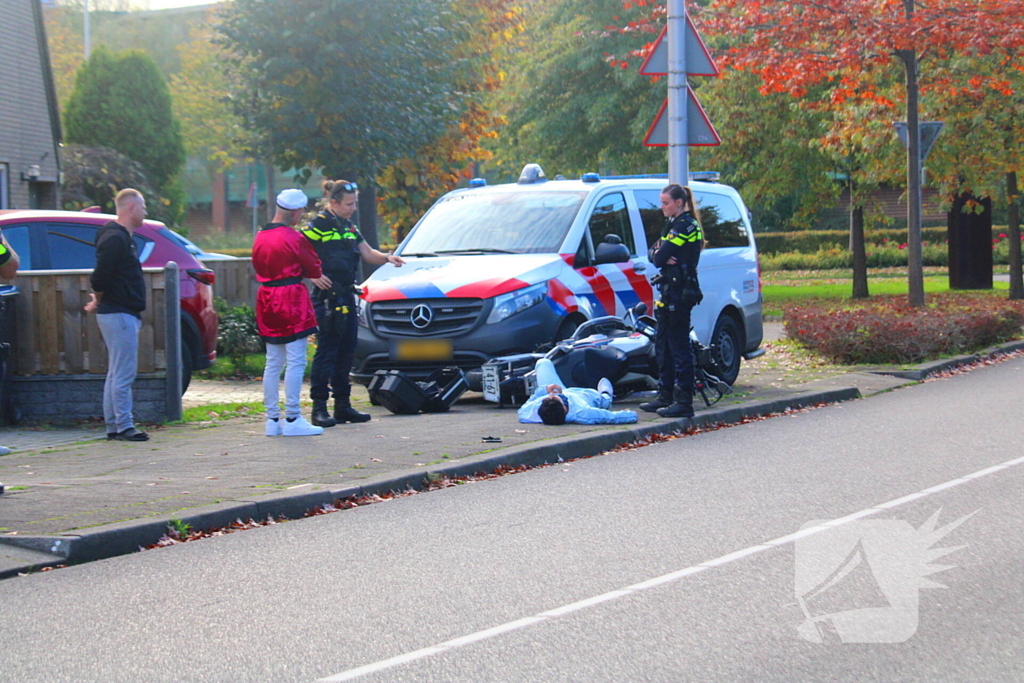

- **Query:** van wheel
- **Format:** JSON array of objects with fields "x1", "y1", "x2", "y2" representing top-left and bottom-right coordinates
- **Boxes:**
[
  {"x1": 555, "y1": 317, "x2": 579, "y2": 343},
  {"x1": 710, "y1": 314, "x2": 742, "y2": 386}
]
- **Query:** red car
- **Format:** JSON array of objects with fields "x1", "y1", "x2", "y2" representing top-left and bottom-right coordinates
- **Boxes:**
[{"x1": 0, "y1": 210, "x2": 218, "y2": 390}]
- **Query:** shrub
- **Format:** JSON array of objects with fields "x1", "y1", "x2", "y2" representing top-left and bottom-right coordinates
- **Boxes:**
[
  {"x1": 214, "y1": 299, "x2": 262, "y2": 375},
  {"x1": 783, "y1": 294, "x2": 1024, "y2": 365}
]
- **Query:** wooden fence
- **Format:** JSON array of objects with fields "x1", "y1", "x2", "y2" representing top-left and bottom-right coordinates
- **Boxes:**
[
  {"x1": 9, "y1": 268, "x2": 169, "y2": 376},
  {"x1": 206, "y1": 258, "x2": 258, "y2": 308}
]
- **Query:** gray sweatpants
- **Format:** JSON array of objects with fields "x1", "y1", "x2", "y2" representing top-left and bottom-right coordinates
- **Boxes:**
[{"x1": 97, "y1": 312, "x2": 141, "y2": 434}]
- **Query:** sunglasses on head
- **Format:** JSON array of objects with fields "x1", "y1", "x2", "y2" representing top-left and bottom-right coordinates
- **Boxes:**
[{"x1": 339, "y1": 182, "x2": 357, "y2": 192}]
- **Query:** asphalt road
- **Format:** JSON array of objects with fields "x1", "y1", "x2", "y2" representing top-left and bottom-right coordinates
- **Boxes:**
[{"x1": 1, "y1": 357, "x2": 1023, "y2": 683}]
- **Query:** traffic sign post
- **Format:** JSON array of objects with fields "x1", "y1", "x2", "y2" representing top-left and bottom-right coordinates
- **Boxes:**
[{"x1": 641, "y1": 1, "x2": 720, "y2": 183}]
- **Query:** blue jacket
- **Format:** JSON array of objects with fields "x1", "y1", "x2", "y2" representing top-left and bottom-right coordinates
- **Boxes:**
[{"x1": 518, "y1": 387, "x2": 638, "y2": 425}]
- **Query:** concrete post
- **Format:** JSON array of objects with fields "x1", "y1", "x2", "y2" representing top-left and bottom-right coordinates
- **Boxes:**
[{"x1": 164, "y1": 263, "x2": 182, "y2": 421}]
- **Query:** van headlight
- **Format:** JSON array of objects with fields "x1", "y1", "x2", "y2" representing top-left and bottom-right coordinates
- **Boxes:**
[
  {"x1": 357, "y1": 298, "x2": 368, "y2": 327},
  {"x1": 486, "y1": 283, "x2": 547, "y2": 324}
]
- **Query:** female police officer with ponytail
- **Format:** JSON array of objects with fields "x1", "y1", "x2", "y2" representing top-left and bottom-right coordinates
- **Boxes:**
[
  {"x1": 302, "y1": 180, "x2": 405, "y2": 427},
  {"x1": 639, "y1": 183, "x2": 704, "y2": 419}
]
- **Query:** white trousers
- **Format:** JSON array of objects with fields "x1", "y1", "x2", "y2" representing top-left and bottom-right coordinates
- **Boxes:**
[{"x1": 263, "y1": 337, "x2": 308, "y2": 420}]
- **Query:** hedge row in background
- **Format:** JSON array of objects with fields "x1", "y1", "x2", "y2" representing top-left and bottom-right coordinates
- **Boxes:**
[
  {"x1": 754, "y1": 227, "x2": 1013, "y2": 255},
  {"x1": 783, "y1": 294, "x2": 1024, "y2": 365},
  {"x1": 761, "y1": 234, "x2": 1022, "y2": 270}
]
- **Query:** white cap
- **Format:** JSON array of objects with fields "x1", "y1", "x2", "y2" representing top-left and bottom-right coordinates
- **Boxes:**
[{"x1": 276, "y1": 188, "x2": 308, "y2": 210}]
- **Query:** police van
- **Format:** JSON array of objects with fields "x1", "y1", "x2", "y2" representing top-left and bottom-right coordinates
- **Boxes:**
[{"x1": 354, "y1": 165, "x2": 764, "y2": 390}]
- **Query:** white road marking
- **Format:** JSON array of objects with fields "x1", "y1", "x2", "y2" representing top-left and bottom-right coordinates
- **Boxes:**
[{"x1": 318, "y1": 453, "x2": 1024, "y2": 682}]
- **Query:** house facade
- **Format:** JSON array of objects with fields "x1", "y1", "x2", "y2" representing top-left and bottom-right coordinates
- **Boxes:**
[{"x1": 0, "y1": 0, "x2": 62, "y2": 210}]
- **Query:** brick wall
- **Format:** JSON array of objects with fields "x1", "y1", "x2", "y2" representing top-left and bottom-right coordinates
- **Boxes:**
[{"x1": 10, "y1": 374, "x2": 171, "y2": 424}]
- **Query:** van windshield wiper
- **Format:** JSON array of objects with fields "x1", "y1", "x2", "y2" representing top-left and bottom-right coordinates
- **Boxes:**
[
  {"x1": 434, "y1": 248, "x2": 518, "y2": 254},
  {"x1": 402, "y1": 252, "x2": 438, "y2": 257}
]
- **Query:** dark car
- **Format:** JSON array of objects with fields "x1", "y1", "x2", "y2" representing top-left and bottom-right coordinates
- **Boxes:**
[{"x1": 0, "y1": 210, "x2": 218, "y2": 390}]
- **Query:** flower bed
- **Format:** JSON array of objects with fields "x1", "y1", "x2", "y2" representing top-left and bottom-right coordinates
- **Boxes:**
[{"x1": 783, "y1": 294, "x2": 1024, "y2": 364}]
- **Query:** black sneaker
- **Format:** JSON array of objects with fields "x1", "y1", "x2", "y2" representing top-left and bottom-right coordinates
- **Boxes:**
[{"x1": 110, "y1": 427, "x2": 150, "y2": 442}]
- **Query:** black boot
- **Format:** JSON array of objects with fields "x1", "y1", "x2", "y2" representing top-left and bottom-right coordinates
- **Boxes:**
[
  {"x1": 311, "y1": 400, "x2": 337, "y2": 428},
  {"x1": 640, "y1": 387, "x2": 674, "y2": 413},
  {"x1": 334, "y1": 401, "x2": 371, "y2": 423},
  {"x1": 657, "y1": 386, "x2": 694, "y2": 419}
]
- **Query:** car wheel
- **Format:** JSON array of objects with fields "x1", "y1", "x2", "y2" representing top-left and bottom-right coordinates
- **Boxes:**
[
  {"x1": 181, "y1": 338, "x2": 194, "y2": 394},
  {"x1": 710, "y1": 314, "x2": 742, "y2": 386}
]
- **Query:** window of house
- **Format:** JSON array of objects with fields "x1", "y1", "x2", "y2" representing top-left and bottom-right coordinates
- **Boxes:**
[{"x1": 0, "y1": 164, "x2": 8, "y2": 209}]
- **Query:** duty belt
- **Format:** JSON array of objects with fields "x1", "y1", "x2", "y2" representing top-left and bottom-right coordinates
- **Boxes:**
[{"x1": 260, "y1": 276, "x2": 303, "y2": 287}]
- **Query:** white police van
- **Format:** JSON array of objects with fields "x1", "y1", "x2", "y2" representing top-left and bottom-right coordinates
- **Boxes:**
[{"x1": 354, "y1": 165, "x2": 764, "y2": 390}]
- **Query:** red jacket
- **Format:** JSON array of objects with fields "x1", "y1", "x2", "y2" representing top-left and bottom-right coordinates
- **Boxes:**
[{"x1": 252, "y1": 223, "x2": 322, "y2": 342}]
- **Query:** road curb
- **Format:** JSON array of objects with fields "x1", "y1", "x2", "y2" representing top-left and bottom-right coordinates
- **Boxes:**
[
  {"x1": 872, "y1": 339, "x2": 1024, "y2": 381},
  {"x1": 0, "y1": 385, "x2": 862, "y2": 579}
]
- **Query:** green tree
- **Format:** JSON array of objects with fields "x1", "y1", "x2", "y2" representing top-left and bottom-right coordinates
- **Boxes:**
[
  {"x1": 169, "y1": 24, "x2": 249, "y2": 174},
  {"x1": 60, "y1": 144, "x2": 173, "y2": 225},
  {"x1": 217, "y1": 0, "x2": 475, "y2": 181},
  {"x1": 376, "y1": 0, "x2": 522, "y2": 243},
  {"x1": 63, "y1": 46, "x2": 186, "y2": 223},
  {"x1": 489, "y1": 0, "x2": 664, "y2": 178}
]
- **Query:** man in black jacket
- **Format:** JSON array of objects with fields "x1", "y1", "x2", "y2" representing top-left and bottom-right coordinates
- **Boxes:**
[{"x1": 84, "y1": 189, "x2": 149, "y2": 441}]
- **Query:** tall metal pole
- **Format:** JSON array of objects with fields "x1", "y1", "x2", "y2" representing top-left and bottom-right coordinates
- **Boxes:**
[
  {"x1": 667, "y1": 0, "x2": 689, "y2": 185},
  {"x1": 84, "y1": 0, "x2": 91, "y2": 58}
]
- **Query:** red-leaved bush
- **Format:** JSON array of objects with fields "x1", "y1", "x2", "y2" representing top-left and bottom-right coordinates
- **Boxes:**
[{"x1": 783, "y1": 295, "x2": 1024, "y2": 364}]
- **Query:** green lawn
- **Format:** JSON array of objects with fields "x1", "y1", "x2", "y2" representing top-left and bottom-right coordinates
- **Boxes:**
[{"x1": 761, "y1": 273, "x2": 1010, "y2": 316}]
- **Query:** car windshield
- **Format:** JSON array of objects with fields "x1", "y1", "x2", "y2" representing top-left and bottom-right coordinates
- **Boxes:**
[{"x1": 400, "y1": 191, "x2": 586, "y2": 255}]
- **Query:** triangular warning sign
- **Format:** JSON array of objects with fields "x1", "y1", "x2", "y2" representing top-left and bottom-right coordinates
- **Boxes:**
[
  {"x1": 638, "y1": 19, "x2": 720, "y2": 77},
  {"x1": 893, "y1": 121, "x2": 945, "y2": 163},
  {"x1": 644, "y1": 91, "x2": 721, "y2": 147}
]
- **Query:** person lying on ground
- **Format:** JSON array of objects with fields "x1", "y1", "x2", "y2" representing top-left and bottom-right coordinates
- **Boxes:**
[{"x1": 518, "y1": 358, "x2": 638, "y2": 426}]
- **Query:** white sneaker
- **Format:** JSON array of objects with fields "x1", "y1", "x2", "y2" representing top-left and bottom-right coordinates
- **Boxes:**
[
  {"x1": 265, "y1": 418, "x2": 282, "y2": 437},
  {"x1": 597, "y1": 378, "x2": 614, "y2": 399},
  {"x1": 282, "y1": 415, "x2": 324, "y2": 436},
  {"x1": 0, "y1": 445, "x2": 10, "y2": 455}
]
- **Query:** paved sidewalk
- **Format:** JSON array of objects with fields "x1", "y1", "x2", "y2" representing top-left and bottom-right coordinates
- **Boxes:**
[{"x1": 1, "y1": 326, "x2": 1021, "y2": 578}]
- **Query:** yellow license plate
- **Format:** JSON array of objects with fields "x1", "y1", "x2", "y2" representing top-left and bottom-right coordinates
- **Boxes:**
[{"x1": 391, "y1": 338, "x2": 454, "y2": 361}]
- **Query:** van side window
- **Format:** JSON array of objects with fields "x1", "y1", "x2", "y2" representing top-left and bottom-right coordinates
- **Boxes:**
[
  {"x1": 587, "y1": 193, "x2": 635, "y2": 256},
  {"x1": 696, "y1": 192, "x2": 749, "y2": 249},
  {"x1": 634, "y1": 189, "x2": 665, "y2": 249},
  {"x1": 635, "y1": 189, "x2": 748, "y2": 249}
]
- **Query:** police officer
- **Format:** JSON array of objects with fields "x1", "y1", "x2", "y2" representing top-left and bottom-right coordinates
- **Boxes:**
[
  {"x1": 303, "y1": 180, "x2": 405, "y2": 427},
  {"x1": 639, "y1": 183, "x2": 704, "y2": 419}
]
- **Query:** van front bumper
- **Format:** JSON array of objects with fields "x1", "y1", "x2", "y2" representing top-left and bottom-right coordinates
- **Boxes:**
[{"x1": 352, "y1": 301, "x2": 565, "y2": 389}]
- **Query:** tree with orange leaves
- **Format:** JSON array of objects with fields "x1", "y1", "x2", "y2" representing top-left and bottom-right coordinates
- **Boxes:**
[
  {"x1": 375, "y1": 0, "x2": 522, "y2": 244},
  {"x1": 701, "y1": 0, "x2": 1024, "y2": 306}
]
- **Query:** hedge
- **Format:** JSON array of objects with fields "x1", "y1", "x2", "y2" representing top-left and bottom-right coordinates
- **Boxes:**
[
  {"x1": 754, "y1": 227, "x2": 1014, "y2": 255},
  {"x1": 783, "y1": 294, "x2": 1024, "y2": 364}
]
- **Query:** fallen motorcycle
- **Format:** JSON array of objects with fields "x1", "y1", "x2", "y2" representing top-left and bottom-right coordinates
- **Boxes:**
[{"x1": 481, "y1": 303, "x2": 732, "y2": 408}]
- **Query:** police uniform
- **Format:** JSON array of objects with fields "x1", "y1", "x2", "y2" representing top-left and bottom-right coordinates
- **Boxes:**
[
  {"x1": 301, "y1": 210, "x2": 370, "y2": 424},
  {"x1": 644, "y1": 211, "x2": 703, "y2": 418}
]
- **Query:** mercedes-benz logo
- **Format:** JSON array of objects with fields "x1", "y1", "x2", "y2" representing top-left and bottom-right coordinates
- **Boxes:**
[{"x1": 410, "y1": 304, "x2": 433, "y2": 329}]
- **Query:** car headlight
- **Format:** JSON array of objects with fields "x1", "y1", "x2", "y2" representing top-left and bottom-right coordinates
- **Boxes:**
[
  {"x1": 486, "y1": 283, "x2": 547, "y2": 324},
  {"x1": 357, "y1": 298, "x2": 368, "y2": 327}
]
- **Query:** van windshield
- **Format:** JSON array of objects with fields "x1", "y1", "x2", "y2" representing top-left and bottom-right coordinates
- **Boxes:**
[{"x1": 400, "y1": 191, "x2": 586, "y2": 255}]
